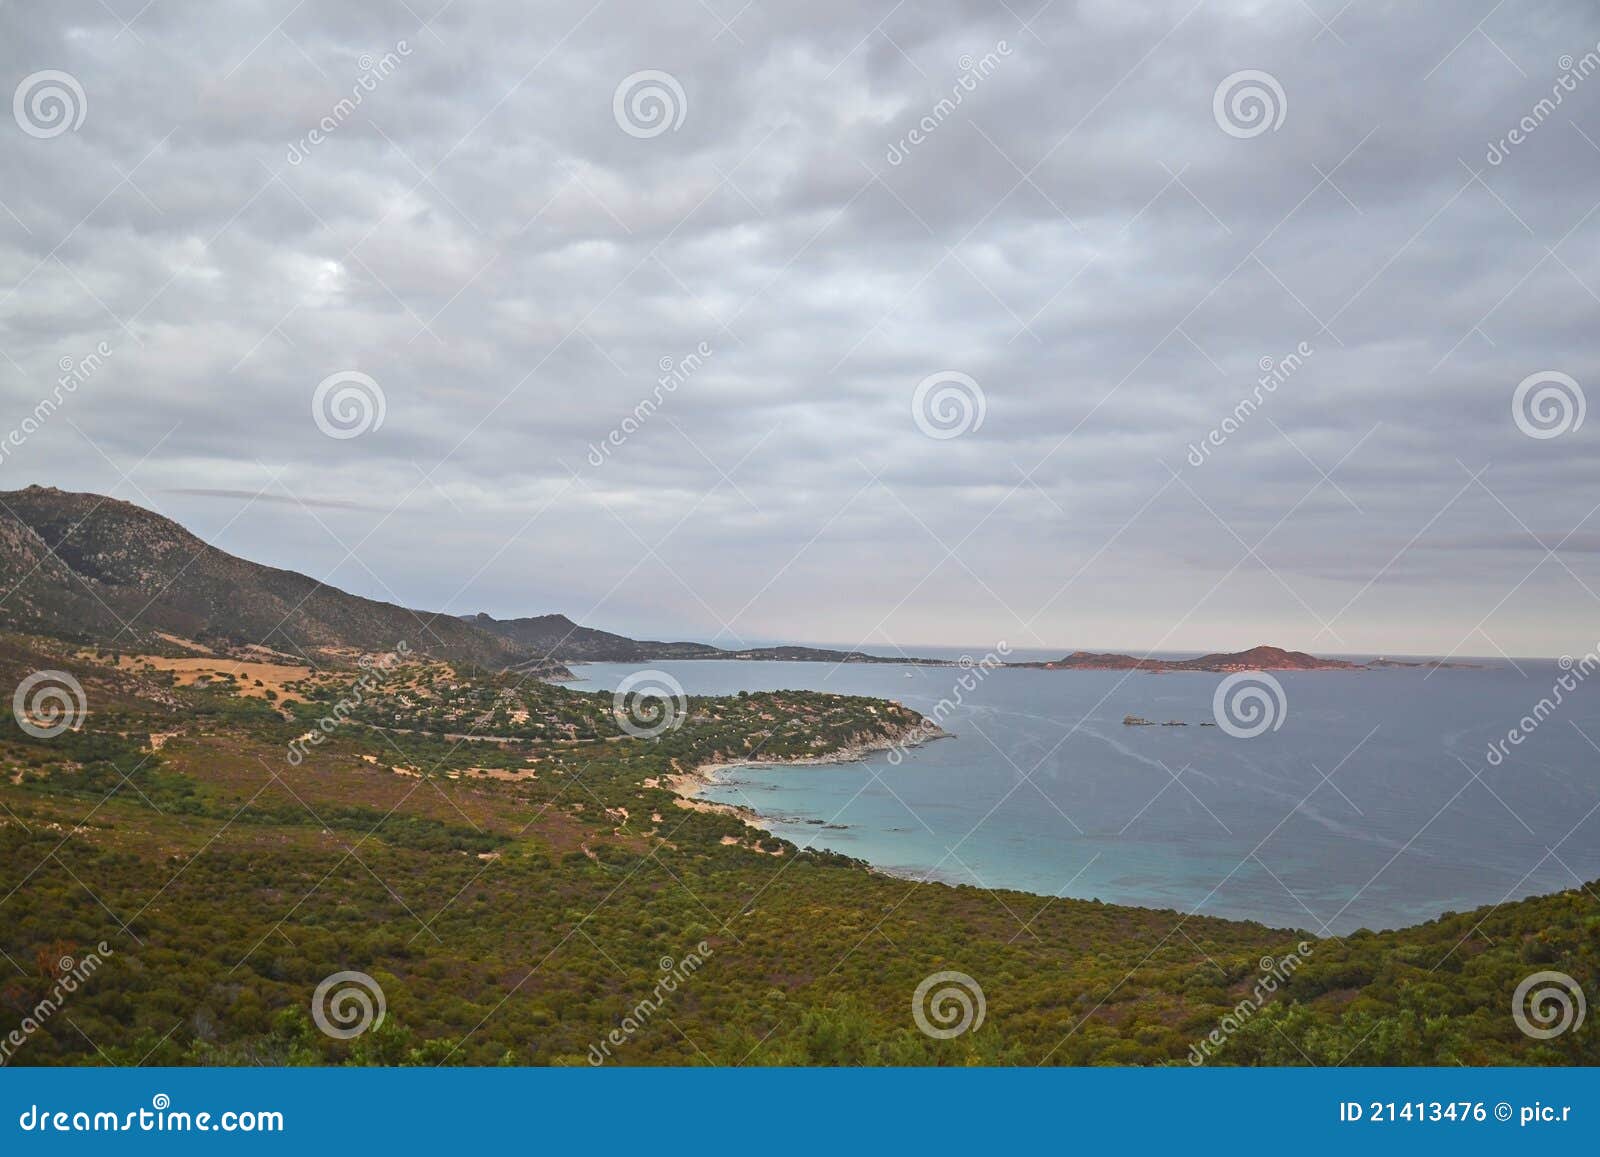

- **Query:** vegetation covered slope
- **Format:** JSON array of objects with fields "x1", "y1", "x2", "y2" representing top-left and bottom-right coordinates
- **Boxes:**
[
  {"x1": 462, "y1": 612, "x2": 725, "y2": 662},
  {"x1": 0, "y1": 487, "x2": 535, "y2": 670},
  {"x1": 0, "y1": 633, "x2": 1592, "y2": 1067}
]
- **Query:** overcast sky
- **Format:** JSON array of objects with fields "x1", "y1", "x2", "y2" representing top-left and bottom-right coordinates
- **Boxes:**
[{"x1": 2, "y1": 0, "x2": 1599, "y2": 658}]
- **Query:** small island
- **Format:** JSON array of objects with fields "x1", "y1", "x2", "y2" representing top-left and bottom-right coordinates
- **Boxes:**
[{"x1": 1010, "y1": 644, "x2": 1481, "y2": 673}]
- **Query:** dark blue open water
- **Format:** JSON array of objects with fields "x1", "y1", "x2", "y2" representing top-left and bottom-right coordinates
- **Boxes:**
[{"x1": 579, "y1": 657, "x2": 1600, "y2": 933}]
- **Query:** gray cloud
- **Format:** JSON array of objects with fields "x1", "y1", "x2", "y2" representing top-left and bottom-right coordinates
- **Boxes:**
[
  {"x1": 3, "y1": 0, "x2": 1599, "y2": 657},
  {"x1": 164, "y1": 487, "x2": 380, "y2": 511}
]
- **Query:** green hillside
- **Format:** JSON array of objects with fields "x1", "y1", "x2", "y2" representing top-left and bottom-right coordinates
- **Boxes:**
[{"x1": 0, "y1": 631, "x2": 1591, "y2": 1067}]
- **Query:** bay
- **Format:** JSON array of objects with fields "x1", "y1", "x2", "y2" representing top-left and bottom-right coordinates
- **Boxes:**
[{"x1": 578, "y1": 655, "x2": 1600, "y2": 933}]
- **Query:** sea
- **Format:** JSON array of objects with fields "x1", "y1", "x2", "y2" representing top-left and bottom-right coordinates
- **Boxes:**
[{"x1": 576, "y1": 651, "x2": 1600, "y2": 934}]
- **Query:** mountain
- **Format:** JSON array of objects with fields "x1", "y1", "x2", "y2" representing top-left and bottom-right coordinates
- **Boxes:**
[
  {"x1": 1185, "y1": 645, "x2": 1361, "y2": 670},
  {"x1": 1011, "y1": 644, "x2": 1363, "y2": 672},
  {"x1": 0, "y1": 485, "x2": 552, "y2": 671},
  {"x1": 0, "y1": 486, "x2": 949, "y2": 672},
  {"x1": 461, "y1": 613, "x2": 723, "y2": 662},
  {"x1": 463, "y1": 612, "x2": 956, "y2": 666}
]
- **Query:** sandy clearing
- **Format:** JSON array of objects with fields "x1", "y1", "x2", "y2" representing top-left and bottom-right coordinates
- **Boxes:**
[
  {"x1": 154, "y1": 632, "x2": 214, "y2": 654},
  {"x1": 460, "y1": 766, "x2": 538, "y2": 781},
  {"x1": 100, "y1": 654, "x2": 312, "y2": 699}
]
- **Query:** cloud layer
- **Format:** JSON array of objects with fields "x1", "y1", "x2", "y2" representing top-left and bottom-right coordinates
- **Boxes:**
[{"x1": 3, "y1": 0, "x2": 1599, "y2": 658}]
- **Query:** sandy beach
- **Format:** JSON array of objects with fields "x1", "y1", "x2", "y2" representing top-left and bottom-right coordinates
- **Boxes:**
[{"x1": 664, "y1": 720, "x2": 949, "y2": 831}]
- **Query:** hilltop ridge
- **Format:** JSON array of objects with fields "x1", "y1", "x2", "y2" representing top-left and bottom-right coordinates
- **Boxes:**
[
  {"x1": 463, "y1": 611, "x2": 959, "y2": 666},
  {"x1": 0, "y1": 486, "x2": 551, "y2": 671}
]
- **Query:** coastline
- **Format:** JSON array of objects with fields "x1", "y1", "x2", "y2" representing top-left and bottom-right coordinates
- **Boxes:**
[
  {"x1": 665, "y1": 725, "x2": 1021, "y2": 890},
  {"x1": 664, "y1": 720, "x2": 950, "y2": 831}
]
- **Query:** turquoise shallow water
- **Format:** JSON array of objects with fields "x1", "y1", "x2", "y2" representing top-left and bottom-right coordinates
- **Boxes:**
[{"x1": 579, "y1": 657, "x2": 1600, "y2": 933}]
